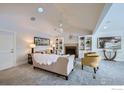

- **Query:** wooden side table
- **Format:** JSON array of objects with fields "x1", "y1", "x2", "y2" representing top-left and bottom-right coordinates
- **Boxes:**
[{"x1": 28, "y1": 53, "x2": 33, "y2": 64}]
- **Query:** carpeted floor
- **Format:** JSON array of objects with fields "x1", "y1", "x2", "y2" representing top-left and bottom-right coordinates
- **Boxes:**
[{"x1": 0, "y1": 60, "x2": 124, "y2": 85}]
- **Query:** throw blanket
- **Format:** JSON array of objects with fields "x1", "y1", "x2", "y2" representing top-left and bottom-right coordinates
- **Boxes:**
[{"x1": 33, "y1": 54, "x2": 60, "y2": 65}]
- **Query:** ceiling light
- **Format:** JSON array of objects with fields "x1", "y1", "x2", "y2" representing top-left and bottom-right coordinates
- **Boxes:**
[
  {"x1": 103, "y1": 26, "x2": 107, "y2": 29},
  {"x1": 59, "y1": 23, "x2": 63, "y2": 27},
  {"x1": 59, "y1": 28, "x2": 63, "y2": 33},
  {"x1": 37, "y1": 7, "x2": 44, "y2": 13}
]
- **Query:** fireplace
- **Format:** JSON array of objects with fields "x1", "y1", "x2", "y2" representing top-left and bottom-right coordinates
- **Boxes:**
[{"x1": 65, "y1": 46, "x2": 78, "y2": 58}]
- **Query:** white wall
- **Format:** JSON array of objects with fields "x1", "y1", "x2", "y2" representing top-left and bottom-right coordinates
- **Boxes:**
[
  {"x1": 63, "y1": 32, "x2": 78, "y2": 44},
  {"x1": 16, "y1": 30, "x2": 52, "y2": 65},
  {"x1": 93, "y1": 4, "x2": 124, "y2": 62},
  {"x1": 0, "y1": 15, "x2": 55, "y2": 66},
  {"x1": 93, "y1": 30, "x2": 124, "y2": 62},
  {"x1": 62, "y1": 30, "x2": 92, "y2": 44},
  {"x1": 0, "y1": 29, "x2": 53, "y2": 66}
]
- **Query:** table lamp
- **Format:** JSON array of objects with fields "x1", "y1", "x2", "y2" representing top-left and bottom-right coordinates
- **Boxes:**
[{"x1": 30, "y1": 43, "x2": 36, "y2": 53}]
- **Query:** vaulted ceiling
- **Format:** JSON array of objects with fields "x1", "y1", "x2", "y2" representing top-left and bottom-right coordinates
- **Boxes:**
[
  {"x1": 96, "y1": 3, "x2": 124, "y2": 33},
  {"x1": 0, "y1": 3, "x2": 105, "y2": 36}
]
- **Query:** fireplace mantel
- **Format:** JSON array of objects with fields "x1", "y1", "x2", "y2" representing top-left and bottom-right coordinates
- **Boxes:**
[
  {"x1": 64, "y1": 43, "x2": 78, "y2": 47},
  {"x1": 64, "y1": 43, "x2": 78, "y2": 58}
]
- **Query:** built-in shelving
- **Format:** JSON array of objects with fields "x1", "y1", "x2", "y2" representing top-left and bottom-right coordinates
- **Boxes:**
[
  {"x1": 55, "y1": 37, "x2": 64, "y2": 55},
  {"x1": 78, "y1": 35, "x2": 92, "y2": 58}
]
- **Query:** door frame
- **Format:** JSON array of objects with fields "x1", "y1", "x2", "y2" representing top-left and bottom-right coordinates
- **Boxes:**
[{"x1": 0, "y1": 29, "x2": 16, "y2": 69}]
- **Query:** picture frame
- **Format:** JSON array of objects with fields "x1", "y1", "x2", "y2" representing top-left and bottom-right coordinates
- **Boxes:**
[
  {"x1": 34, "y1": 37, "x2": 50, "y2": 46},
  {"x1": 97, "y1": 36, "x2": 121, "y2": 49}
]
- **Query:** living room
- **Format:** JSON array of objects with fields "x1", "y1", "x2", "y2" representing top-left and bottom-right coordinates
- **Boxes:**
[{"x1": 0, "y1": 3, "x2": 124, "y2": 87}]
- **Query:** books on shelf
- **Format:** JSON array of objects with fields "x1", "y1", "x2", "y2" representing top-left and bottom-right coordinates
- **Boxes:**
[{"x1": 55, "y1": 37, "x2": 64, "y2": 55}]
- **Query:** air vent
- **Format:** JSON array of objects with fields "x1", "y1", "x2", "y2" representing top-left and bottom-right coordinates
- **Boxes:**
[{"x1": 30, "y1": 17, "x2": 36, "y2": 21}]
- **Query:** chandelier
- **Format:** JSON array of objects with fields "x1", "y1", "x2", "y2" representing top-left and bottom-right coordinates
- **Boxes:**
[
  {"x1": 58, "y1": 22, "x2": 64, "y2": 34},
  {"x1": 55, "y1": 20, "x2": 64, "y2": 35}
]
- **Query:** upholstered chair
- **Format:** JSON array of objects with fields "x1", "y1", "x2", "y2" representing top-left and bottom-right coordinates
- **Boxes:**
[{"x1": 81, "y1": 52, "x2": 101, "y2": 74}]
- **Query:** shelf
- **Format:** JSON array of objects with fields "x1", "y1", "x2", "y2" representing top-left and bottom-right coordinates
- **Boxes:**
[
  {"x1": 55, "y1": 37, "x2": 64, "y2": 55},
  {"x1": 78, "y1": 35, "x2": 92, "y2": 58}
]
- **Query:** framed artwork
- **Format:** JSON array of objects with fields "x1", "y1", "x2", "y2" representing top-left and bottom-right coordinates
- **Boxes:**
[
  {"x1": 34, "y1": 37, "x2": 50, "y2": 46},
  {"x1": 97, "y1": 36, "x2": 121, "y2": 49},
  {"x1": 79, "y1": 37, "x2": 85, "y2": 50}
]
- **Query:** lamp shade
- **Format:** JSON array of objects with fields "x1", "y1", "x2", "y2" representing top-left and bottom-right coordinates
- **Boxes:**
[
  {"x1": 30, "y1": 44, "x2": 36, "y2": 48},
  {"x1": 48, "y1": 47, "x2": 53, "y2": 50}
]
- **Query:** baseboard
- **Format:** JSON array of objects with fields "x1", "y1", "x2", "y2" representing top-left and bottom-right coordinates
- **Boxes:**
[
  {"x1": 15, "y1": 61, "x2": 27, "y2": 66},
  {"x1": 0, "y1": 64, "x2": 15, "y2": 71},
  {"x1": 0, "y1": 60, "x2": 27, "y2": 71}
]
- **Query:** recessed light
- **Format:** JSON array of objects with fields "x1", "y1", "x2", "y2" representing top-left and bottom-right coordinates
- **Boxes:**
[
  {"x1": 59, "y1": 23, "x2": 63, "y2": 27},
  {"x1": 30, "y1": 17, "x2": 36, "y2": 21},
  {"x1": 103, "y1": 26, "x2": 107, "y2": 29},
  {"x1": 37, "y1": 7, "x2": 44, "y2": 13}
]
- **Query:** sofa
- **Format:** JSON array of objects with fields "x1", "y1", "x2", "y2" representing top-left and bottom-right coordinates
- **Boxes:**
[{"x1": 32, "y1": 54, "x2": 75, "y2": 80}]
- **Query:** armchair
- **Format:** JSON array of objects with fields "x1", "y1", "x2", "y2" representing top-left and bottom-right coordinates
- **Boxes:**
[{"x1": 81, "y1": 52, "x2": 101, "y2": 74}]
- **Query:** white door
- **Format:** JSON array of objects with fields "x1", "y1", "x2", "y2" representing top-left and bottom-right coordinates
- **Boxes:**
[{"x1": 0, "y1": 31, "x2": 16, "y2": 70}]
